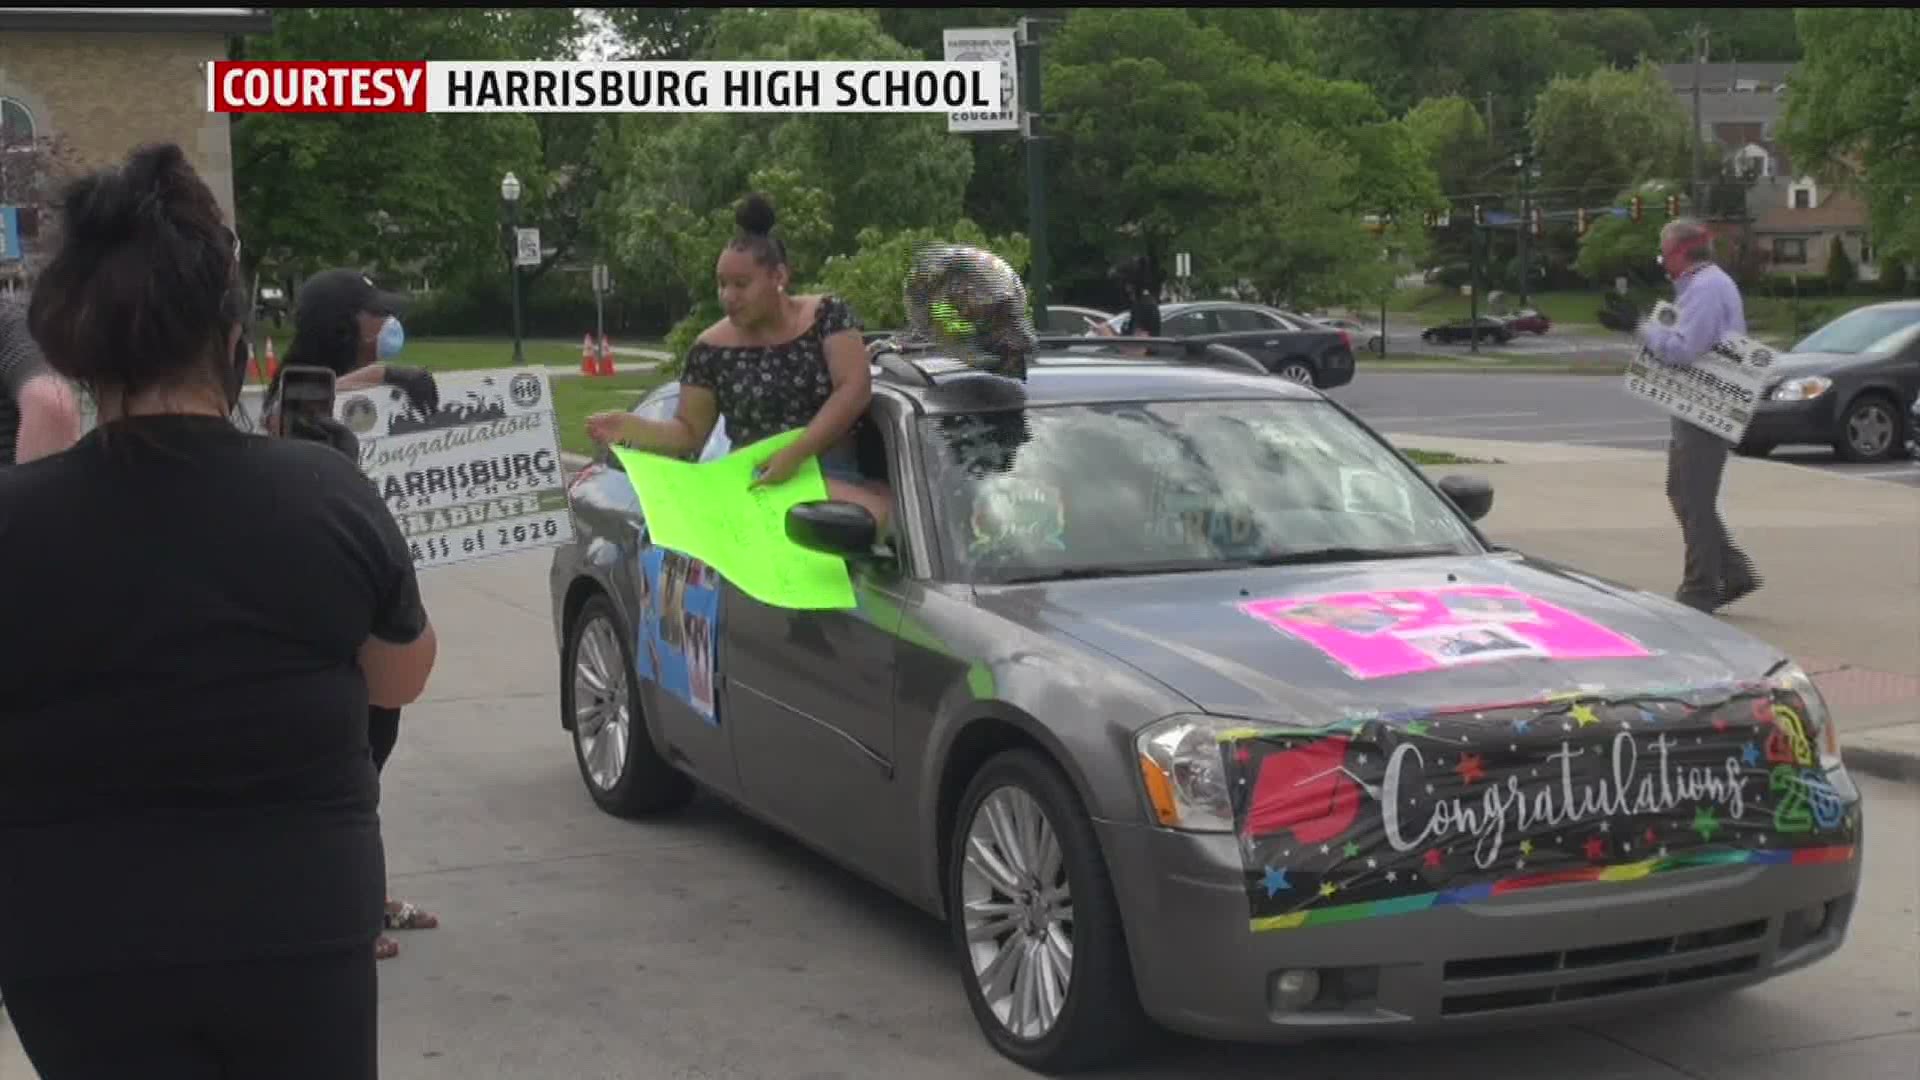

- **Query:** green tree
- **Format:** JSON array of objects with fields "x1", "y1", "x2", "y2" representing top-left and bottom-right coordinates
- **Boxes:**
[
  {"x1": 1642, "y1": 11, "x2": 1801, "y2": 61},
  {"x1": 1779, "y1": 9, "x2": 1920, "y2": 269},
  {"x1": 812, "y1": 221, "x2": 1030, "y2": 331},
  {"x1": 1575, "y1": 187, "x2": 1673, "y2": 287},
  {"x1": 1530, "y1": 61, "x2": 1692, "y2": 210},
  {"x1": 1825, "y1": 236, "x2": 1857, "y2": 293},
  {"x1": 1556, "y1": 9, "x2": 1663, "y2": 69},
  {"x1": 231, "y1": 9, "x2": 580, "y2": 289}
]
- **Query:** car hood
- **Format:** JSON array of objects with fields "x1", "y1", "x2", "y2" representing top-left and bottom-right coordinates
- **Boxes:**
[
  {"x1": 1762, "y1": 351, "x2": 1871, "y2": 379},
  {"x1": 974, "y1": 554, "x2": 1784, "y2": 724}
]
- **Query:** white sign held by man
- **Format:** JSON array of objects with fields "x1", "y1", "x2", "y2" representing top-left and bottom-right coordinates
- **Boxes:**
[
  {"x1": 943, "y1": 28, "x2": 1019, "y2": 134},
  {"x1": 1622, "y1": 300, "x2": 1778, "y2": 444},
  {"x1": 336, "y1": 369, "x2": 574, "y2": 570}
]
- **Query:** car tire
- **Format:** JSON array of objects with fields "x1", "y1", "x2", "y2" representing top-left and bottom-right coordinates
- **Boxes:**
[
  {"x1": 1276, "y1": 358, "x2": 1318, "y2": 386},
  {"x1": 1835, "y1": 392, "x2": 1903, "y2": 463},
  {"x1": 1421, "y1": 330, "x2": 1434, "y2": 343},
  {"x1": 564, "y1": 592, "x2": 694, "y2": 818},
  {"x1": 947, "y1": 749, "x2": 1150, "y2": 1075}
]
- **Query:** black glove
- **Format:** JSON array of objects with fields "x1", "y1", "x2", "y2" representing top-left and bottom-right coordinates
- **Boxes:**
[
  {"x1": 286, "y1": 412, "x2": 361, "y2": 460},
  {"x1": 382, "y1": 364, "x2": 439, "y2": 415}
]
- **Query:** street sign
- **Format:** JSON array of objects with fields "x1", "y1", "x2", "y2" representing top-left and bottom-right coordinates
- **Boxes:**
[
  {"x1": 514, "y1": 227, "x2": 541, "y2": 268},
  {"x1": 1174, "y1": 252, "x2": 1191, "y2": 279},
  {"x1": 943, "y1": 28, "x2": 1020, "y2": 134},
  {"x1": 0, "y1": 207, "x2": 21, "y2": 262},
  {"x1": 591, "y1": 263, "x2": 610, "y2": 294}
]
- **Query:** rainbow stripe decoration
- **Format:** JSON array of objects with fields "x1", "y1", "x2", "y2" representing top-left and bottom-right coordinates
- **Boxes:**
[{"x1": 1248, "y1": 845, "x2": 1856, "y2": 933}]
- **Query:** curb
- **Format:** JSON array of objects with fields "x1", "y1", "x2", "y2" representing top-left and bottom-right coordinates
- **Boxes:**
[{"x1": 1367, "y1": 363, "x2": 1628, "y2": 376}]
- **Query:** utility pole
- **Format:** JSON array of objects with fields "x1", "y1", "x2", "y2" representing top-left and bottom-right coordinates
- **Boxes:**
[
  {"x1": 1019, "y1": 18, "x2": 1050, "y2": 326},
  {"x1": 1691, "y1": 24, "x2": 1708, "y2": 212},
  {"x1": 1516, "y1": 152, "x2": 1532, "y2": 308}
]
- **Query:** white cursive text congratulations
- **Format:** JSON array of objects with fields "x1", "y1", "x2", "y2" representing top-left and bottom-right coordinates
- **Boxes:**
[{"x1": 1381, "y1": 733, "x2": 1750, "y2": 869}]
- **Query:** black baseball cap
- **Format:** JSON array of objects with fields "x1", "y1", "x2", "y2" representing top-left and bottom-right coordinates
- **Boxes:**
[{"x1": 294, "y1": 268, "x2": 410, "y2": 327}]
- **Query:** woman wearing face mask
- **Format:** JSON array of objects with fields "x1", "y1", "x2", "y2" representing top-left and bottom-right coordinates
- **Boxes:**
[
  {"x1": 585, "y1": 192, "x2": 892, "y2": 528},
  {"x1": 0, "y1": 143, "x2": 436, "y2": 1079},
  {"x1": 278, "y1": 267, "x2": 443, "y2": 962}
]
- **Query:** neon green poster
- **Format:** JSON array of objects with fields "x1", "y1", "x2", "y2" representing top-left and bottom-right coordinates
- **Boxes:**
[{"x1": 610, "y1": 430, "x2": 858, "y2": 611}]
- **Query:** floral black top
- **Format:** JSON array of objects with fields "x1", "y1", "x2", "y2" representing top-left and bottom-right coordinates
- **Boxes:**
[{"x1": 680, "y1": 295, "x2": 863, "y2": 449}]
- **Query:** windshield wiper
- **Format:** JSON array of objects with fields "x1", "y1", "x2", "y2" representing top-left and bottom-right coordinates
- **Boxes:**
[
  {"x1": 1247, "y1": 544, "x2": 1464, "y2": 566},
  {"x1": 996, "y1": 560, "x2": 1239, "y2": 584}
]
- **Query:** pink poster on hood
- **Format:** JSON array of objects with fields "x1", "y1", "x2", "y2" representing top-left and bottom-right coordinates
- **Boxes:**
[{"x1": 1239, "y1": 585, "x2": 1650, "y2": 680}]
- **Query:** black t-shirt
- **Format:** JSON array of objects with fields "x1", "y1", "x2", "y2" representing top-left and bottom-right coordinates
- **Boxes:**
[
  {"x1": 1122, "y1": 293, "x2": 1161, "y2": 337},
  {"x1": 680, "y1": 295, "x2": 863, "y2": 448},
  {"x1": 0, "y1": 413, "x2": 427, "y2": 981},
  {"x1": 0, "y1": 297, "x2": 51, "y2": 467}
]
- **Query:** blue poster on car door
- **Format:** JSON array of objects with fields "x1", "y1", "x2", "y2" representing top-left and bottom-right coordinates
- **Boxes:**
[{"x1": 637, "y1": 548, "x2": 720, "y2": 726}]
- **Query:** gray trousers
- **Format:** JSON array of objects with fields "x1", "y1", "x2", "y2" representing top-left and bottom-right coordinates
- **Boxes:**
[{"x1": 1665, "y1": 416, "x2": 1758, "y2": 602}]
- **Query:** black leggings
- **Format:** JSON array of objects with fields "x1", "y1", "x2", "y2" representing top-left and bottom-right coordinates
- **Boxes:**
[{"x1": 1, "y1": 947, "x2": 376, "y2": 1079}]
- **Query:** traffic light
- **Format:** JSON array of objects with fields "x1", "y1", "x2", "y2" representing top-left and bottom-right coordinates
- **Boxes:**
[
  {"x1": 1630, "y1": 195, "x2": 1644, "y2": 223},
  {"x1": 1666, "y1": 193, "x2": 1681, "y2": 219},
  {"x1": 1576, "y1": 207, "x2": 1588, "y2": 236},
  {"x1": 1473, "y1": 203, "x2": 1484, "y2": 226},
  {"x1": 1531, "y1": 207, "x2": 1544, "y2": 237}
]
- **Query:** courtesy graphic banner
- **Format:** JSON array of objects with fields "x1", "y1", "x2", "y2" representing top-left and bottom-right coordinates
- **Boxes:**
[
  {"x1": 1225, "y1": 683, "x2": 1860, "y2": 933},
  {"x1": 1241, "y1": 585, "x2": 1653, "y2": 681}
]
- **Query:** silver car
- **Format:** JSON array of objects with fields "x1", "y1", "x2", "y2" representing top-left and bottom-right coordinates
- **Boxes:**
[{"x1": 549, "y1": 343, "x2": 1863, "y2": 1073}]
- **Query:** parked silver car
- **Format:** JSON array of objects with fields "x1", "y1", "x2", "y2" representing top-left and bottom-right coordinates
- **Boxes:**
[{"x1": 549, "y1": 341, "x2": 1862, "y2": 1073}]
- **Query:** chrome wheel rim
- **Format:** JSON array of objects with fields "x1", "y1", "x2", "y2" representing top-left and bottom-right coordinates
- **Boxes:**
[
  {"x1": 961, "y1": 786, "x2": 1073, "y2": 1041},
  {"x1": 572, "y1": 616, "x2": 630, "y2": 792},
  {"x1": 1280, "y1": 363, "x2": 1315, "y2": 385},
  {"x1": 1848, "y1": 404, "x2": 1893, "y2": 456}
]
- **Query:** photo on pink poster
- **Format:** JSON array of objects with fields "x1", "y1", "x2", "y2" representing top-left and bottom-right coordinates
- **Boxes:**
[{"x1": 1239, "y1": 585, "x2": 1651, "y2": 680}]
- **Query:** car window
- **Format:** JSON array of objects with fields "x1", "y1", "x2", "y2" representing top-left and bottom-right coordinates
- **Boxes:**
[
  {"x1": 1215, "y1": 308, "x2": 1284, "y2": 332},
  {"x1": 916, "y1": 400, "x2": 1483, "y2": 583},
  {"x1": 1162, "y1": 310, "x2": 1216, "y2": 337},
  {"x1": 626, "y1": 385, "x2": 731, "y2": 462},
  {"x1": 1792, "y1": 307, "x2": 1920, "y2": 355}
]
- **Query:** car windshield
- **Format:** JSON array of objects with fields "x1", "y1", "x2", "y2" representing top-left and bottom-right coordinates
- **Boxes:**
[
  {"x1": 917, "y1": 399, "x2": 1484, "y2": 583},
  {"x1": 1792, "y1": 307, "x2": 1920, "y2": 355}
]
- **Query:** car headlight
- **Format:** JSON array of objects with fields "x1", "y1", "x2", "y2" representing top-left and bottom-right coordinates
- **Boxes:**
[
  {"x1": 1770, "y1": 376, "x2": 1832, "y2": 402},
  {"x1": 1772, "y1": 662, "x2": 1842, "y2": 769},
  {"x1": 1136, "y1": 715, "x2": 1245, "y2": 832}
]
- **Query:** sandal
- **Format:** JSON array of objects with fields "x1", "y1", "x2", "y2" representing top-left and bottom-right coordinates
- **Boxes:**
[
  {"x1": 384, "y1": 899, "x2": 439, "y2": 931},
  {"x1": 375, "y1": 934, "x2": 400, "y2": 960}
]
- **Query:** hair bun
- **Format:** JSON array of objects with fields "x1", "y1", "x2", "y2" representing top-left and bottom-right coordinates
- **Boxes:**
[
  {"x1": 735, "y1": 192, "x2": 777, "y2": 236},
  {"x1": 62, "y1": 143, "x2": 202, "y2": 247}
]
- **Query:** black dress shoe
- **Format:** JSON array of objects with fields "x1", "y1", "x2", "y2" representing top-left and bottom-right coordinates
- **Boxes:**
[
  {"x1": 1675, "y1": 590, "x2": 1722, "y2": 613},
  {"x1": 1720, "y1": 573, "x2": 1763, "y2": 607}
]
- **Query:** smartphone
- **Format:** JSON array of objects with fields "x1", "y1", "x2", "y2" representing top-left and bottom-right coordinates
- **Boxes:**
[{"x1": 277, "y1": 365, "x2": 337, "y2": 427}]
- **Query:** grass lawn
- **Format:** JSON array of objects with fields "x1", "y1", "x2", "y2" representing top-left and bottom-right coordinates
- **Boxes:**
[
  {"x1": 1400, "y1": 448, "x2": 1500, "y2": 465},
  {"x1": 551, "y1": 371, "x2": 670, "y2": 458},
  {"x1": 1385, "y1": 285, "x2": 1884, "y2": 341}
]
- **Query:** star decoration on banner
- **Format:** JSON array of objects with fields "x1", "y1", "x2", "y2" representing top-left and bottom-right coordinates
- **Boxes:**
[
  {"x1": 1572, "y1": 703, "x2": 1601, "y2": 728},
  {"x1": 1235, "y1": 746, "x2": 1252, "y2": 764},
  {"x1": 1520, "y1": 839, "x2": 1535, "y2": 856},
  {"x1": 1423, "y1": 849, "x2": 1444, "y2": 870},
  {"x1": 1319, "y1": 882, "x2": 1338, "y2": 899},
  {"x1": 1712, "y1": 714, "x2": 1730, "y2": 732},
  {"x1": 1261, "y1": 866, "x2": 1292, "y2": 896},
  {"x1": 1742, "y1": 743, "x2": 1762, "y2": 768},
  {"x1": 1693, "y1": 807, "x2": 1720, "y2": 842},
  {"x1": 1456, "y1": 753, "x2": 1487, "y2": 785},
  {"x1": 1584, "y1": 836, "x2": 1608, "y2": 861},
  {"x1": 1386, "y1": 870, "x2": 1399, "y2": 883},
  {"x1": 1512, "y1": 716, "x2": 1533, "y2": 735},
  {"x1": 1405, "y1": 721, "x2": 1431, "y2": 737},
  {"x1": 1645, "y1": 827, "x2": 1658, "y2": 846},
  {"x1": 1638, "y1": 707, "x2": 1660, "y2": 727},
  {"x1": 1343, "y1": 841, "x2": 1361, "y2": 859}
]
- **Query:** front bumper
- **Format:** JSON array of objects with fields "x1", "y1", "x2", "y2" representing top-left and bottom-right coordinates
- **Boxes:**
[
  {"x1": 1095, "y1": 814, "x2": 1861, "y2": 1044},
  {"x1": 1743, "y1": 394, "x2": 1840, "y2": 447}
]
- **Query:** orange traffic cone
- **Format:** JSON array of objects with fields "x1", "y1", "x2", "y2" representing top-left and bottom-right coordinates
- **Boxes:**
[
  {"x1": 581, "y1": 332, "x2": 596, "y2": 376},
  {"x1": 596, "y1": 333, "x2": 615, "y2": 376},
  {"x1": 248, "y1": 339, "x2": 263, "y2": 382},
  {"x1": 263, "y1": 337, "x2": 278, "y2": 381}
]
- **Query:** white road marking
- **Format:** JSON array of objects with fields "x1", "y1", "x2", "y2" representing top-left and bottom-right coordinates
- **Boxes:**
[
  {"x1": 1448, "y1": 418, "x2": 1671, "y2": 434},
  {"x1": 1848, "y1": 467, "x2": 1920, "y2": 479},
  {"x1": 1356, "y1": 411, "x2": 1541, "y2": 424}
]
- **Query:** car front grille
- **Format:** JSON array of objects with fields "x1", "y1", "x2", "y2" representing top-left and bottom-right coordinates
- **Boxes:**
[{"x1": 1437, "y1": 918, "x2": 1769, "y2": 1017}]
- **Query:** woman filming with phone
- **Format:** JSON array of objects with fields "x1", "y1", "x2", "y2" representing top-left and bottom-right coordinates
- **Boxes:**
[{"x1": 0, "y1": 143, "x2": 437, "y2": 1079}]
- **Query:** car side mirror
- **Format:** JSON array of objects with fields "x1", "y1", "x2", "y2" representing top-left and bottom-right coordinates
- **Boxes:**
[
  {"x1": 1437, "y1": 474, "x2": 1494, "y2": 521},
  {"x1": 786, "y1": 500, "x2": 878, "y2": 558}
]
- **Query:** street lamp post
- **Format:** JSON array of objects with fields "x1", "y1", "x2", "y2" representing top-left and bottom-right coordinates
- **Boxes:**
[
  {"x1": 501, "y1": 171, "x2": 525, "y2": 366},
  {"x1": 1514, "y1": 152, "x2": 1532, "y2": 309}
]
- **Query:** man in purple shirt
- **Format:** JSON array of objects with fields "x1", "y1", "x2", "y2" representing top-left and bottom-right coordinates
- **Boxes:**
[{"x1": 1599, "y1": 219, "x2": 1762, "y2": 612}]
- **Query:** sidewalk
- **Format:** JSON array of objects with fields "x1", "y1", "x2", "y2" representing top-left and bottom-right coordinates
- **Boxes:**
[{"x1": 1389, "y1": 431, "x2": 1920, "y2": 783}]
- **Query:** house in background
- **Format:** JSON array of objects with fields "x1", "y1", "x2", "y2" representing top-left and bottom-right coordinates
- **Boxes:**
[
  {"x1": 0, "y1": 7, "x2": 273, "y2": 286},
  {"x1": 1662, "y1": 61, "x2": 1876, "y2": 283}
]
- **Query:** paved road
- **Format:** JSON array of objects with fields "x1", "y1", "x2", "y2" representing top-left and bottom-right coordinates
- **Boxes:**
[
  {"x1": 5, "y1": 552, "x2": 1917, "y2": 1080},
  {"x1": 1329, "y1": 370, "x2": 1920, "y2": 489}
]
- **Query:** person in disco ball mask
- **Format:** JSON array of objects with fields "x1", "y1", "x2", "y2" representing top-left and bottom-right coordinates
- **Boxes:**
[{"x1": 903, "y1": 244, "x2": 1037, "y2": 380}]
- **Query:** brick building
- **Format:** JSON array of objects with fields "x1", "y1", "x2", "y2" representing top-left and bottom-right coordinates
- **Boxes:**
[{"x1": 0, "y1": 7, "x2": 273, "y2": 285}]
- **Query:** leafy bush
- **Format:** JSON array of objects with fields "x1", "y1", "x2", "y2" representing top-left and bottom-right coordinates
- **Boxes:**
[{"x1": 1825, "y1": 236, "x2": 1857, "y2": 293}]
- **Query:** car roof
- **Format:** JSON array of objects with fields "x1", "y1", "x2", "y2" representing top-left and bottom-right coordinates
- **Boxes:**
[{"x1": 870, "y1": 344, "x2": 1322, "y2": 416}]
